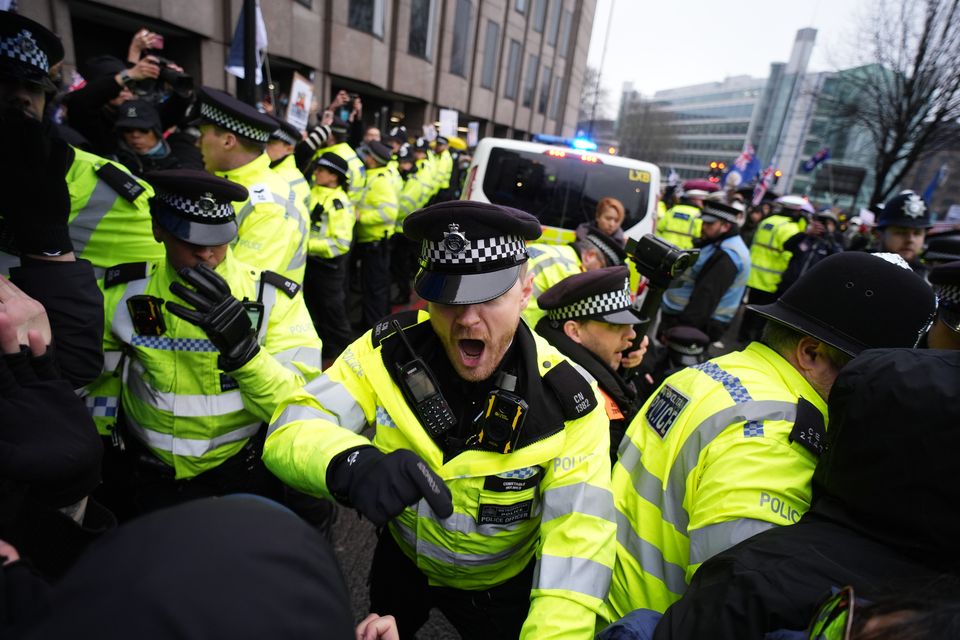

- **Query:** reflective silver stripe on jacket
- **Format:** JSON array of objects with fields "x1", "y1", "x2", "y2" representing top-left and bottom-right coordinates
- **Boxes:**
[
  {"x1": 125, "y1": 358, "x2": 246, "y2": 417},
  {"x1": 126, "y1": 414, "x2": 261, "y2": 457},
  {"x1": 615, "y1": 507, "x2": 689, "y2": 596},
  {"x1": 688, "y1": 518, "x2": 776, "y2": 565},
  {"x1": 111, "y1": 276, "x2": 152, "y2": 343},
  {"x1": 533, "y1": 554, "x2": 612, "y2": 600},
  {"x1": 391, "y1": 519, "x2": 538, "y2": 567},
  {"x1": 297, "y1": 374, "x2": 367, "y2": 432},
  {"x1": 541, "y1": 482, "x2": 614, "y2": 523},
  {"x1": 70, "y1": 175, "x2": 120, "y2": 258},
  {"x1": 267, "y1": 403, "x2": 338, "y2": 438}
]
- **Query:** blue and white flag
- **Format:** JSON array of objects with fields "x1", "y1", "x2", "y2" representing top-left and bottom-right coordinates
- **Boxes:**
[
  {"x1": 801, "y1": 147, "x2": 830, "y2": 173},
  {"x1": 922, "y1": 164, "x2": 949, "y2": 204},
  {"x1": 725, "y1": 143, "x2": 761, "y2": 187},
  {"x1": 226, "y1": 2, "x2": 268, "y2": 84}
]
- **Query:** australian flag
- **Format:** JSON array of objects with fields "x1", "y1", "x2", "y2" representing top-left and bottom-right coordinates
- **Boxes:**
[
  {"x1": 801, "y1": 147, "x2": 830, "y2": 173},
  {"x1": 725, "y1": 143, "x2": 761, "y2": 187}
]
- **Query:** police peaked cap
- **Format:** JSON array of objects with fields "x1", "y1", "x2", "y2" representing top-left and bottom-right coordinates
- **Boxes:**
[
  {"x1": 538, "y1": 266, "x2": 644, "y2": 325},
  {"x1": 929, "y1": 261, "x2": 960, "y2": 312},
  {"x1": 147, "y1": 169, "x2": 248, "y2": 246},
  {"x1": 198, "y1": 87, "x2": 277, "y2": 143},
  {"x1": 580, "y1": 231, "x2": 627, "y2": 267},
  {"x1": 358, "y1": 140, "x2": 392, "y2": 166},
  {"x1": 0, "y1": 12, "x2": 63, "y2": 91},
  {"x1": 877, "y1": 190, "x2": 931, "y2": 229},
  {"x1": 404, "y1": 201, "x2": 542, "y2": 305},
  {"x1": 311, "y1": 151, "x2": 350, "y2": 188},
  {"x1": 700, "y1": 201, "x2": 740, "y2": 225},
  {"x1": 924, "y1": 233, "x2": 960, "y2": 264},
  {"x1": 749, "y1": 251, "x2": 936, "y2": 356},
  {"x1": 269, "y1": 116, "x2": 302, "y2": 146}
]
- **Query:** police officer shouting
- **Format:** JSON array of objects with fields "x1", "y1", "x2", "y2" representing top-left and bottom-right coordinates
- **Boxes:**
[
  {"x1": 264, "y1": 201, "x2": 616, "y2": 639},
  {"x1": 603, "y1": 252, "x2": 937, "y2": 621}
]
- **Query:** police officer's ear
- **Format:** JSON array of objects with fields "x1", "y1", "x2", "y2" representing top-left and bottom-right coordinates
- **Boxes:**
[
  {"x1": 518, "y1": 265, "x2": 534, "y2": 309},
  {"x1": 791, "y1": 336, "x2": 846, "y2": 401},
  {"x1": 562, "y1": 319, "x2": 583, "y2": 344},
  {"x1": 151, "y1": 219, "x2": 164, "y2": 243}
]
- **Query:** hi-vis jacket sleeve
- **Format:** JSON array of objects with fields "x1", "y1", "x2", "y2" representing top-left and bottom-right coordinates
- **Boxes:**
[
  {"x1": 234, "y1": 199, "x2": 308, "y2": 282},
  {"x1": 522, "y1": 386, "x2": 617, "y2": 640},
  {"x1": 228, "y1": 285, "x2": 323, "y2": 424},
  {"x1": 262, "y1": 338, "x2": 375, "y2": 496}
]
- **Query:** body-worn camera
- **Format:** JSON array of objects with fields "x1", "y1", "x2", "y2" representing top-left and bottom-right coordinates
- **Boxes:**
[{"x1": 475, "y1": 372, "x2": 528, "y2": 454}]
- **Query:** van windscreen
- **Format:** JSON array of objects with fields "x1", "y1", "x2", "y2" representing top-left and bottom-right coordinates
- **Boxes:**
[{"x1": 481, "y1": 148, "x2": 651, "y2": 230}]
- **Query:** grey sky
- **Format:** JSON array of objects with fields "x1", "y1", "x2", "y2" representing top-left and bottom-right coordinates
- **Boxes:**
[{"x1": 586, "y1": 0, "x2": 867, "y2": 108}]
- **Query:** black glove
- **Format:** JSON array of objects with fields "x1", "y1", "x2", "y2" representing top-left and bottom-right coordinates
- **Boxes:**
[
  {"x1": 0, "y1": 347, "x2": 103, "y2": 508},
  {"x1": 327, "y1": 446, "x2": 453, "y2": 527},
  {"x1": 166, "y1": 263, "x2": 260, "y2": 371},
  {"x1": 0, "y1": 107, "x2": 73, "y2": 257}
]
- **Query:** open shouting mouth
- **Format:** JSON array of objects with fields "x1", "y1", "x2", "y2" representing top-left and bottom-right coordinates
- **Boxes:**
[{"x1": 458, "y1": 339, "x2": 486, "y2": 367}]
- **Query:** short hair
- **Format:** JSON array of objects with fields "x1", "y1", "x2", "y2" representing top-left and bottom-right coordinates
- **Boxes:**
[
  {"x1": 760, "y1": 321, "x2": 852, "y2": 370},
  {"x1": 210, "y1": 124, "x2": 266, "y2": 154},
  {"x1": 596, "y1": 197, "x2": 625, "y2": 223}
]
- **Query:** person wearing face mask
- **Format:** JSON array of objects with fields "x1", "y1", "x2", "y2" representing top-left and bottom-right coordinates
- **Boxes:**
[
  {"x1": 263, "y1": 200, "x2": 616, "y2": 640},
  {"x1": 83, "y1": 170, "x2": 322, "y2": 517},
  {"x1": 659, "y1": 201, "x2": 751, "y2": 343}
]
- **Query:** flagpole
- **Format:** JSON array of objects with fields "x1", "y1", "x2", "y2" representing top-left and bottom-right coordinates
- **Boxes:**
[{"x1": 240, "y1": 0, "x2": 257, "y2": 105}]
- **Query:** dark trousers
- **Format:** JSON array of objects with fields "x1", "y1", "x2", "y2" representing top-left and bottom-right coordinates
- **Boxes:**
[
  {"x1": 304, "y1": 254, "x2": 352, "y2": 359},
  {"x1": 738, "y1": 287, "x2": 778, "y2": 343},
  {"x1": 356, "y1": 239, "x2": 391, "y2": 330},
  {"x1": 389, "y1": 234, "x2": 418, "y2": 301},
  {"x1": 369, "y1": 530, "x2": 534, "y2": 639}
]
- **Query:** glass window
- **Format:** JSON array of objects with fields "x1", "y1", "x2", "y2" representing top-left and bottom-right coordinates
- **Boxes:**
[
  {"x1": 481, "y1": 148, "x2": 651, "y2": 231},
  {"x1": 408, "y1": 0, "x2": 435, "y2": 59},
  {"x1": 533, "y1": 0, "x2": 548, "y2": 33},
  {"x1": 546, "y1": 0, "x2": 562, "y2": 46},
  {"x1": 480, "y1": 20, "x2": 500, "y2": 90},
  {"x1": 538, "y1": 64, "x2": 552, "y2": 114},
  {"x1": 558, "y1": 10, "x2": 572, "y2": 57},
  {"x1": 348, "y1": 0, "x2": 384, "y2": 37},
  {"x1": 450, "y1": 0, "x2": 472, "y2": 77},
  {"x1": 549, "y1": 74, "x2": 563, "y2": 119},
  {"x1": 504, "y1": 39, "x2": 522, "y2": 100},
  {"x1": 515, "y1": 0, "x2": 527, "y2": 13},
  {"x1": 522, "y1": 53, "x2": 539, "y2": 107}
]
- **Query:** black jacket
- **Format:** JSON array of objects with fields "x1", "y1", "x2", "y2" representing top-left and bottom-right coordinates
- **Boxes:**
[{"x1": 653, "y1": 348, "x2": 960, "y2": 639}]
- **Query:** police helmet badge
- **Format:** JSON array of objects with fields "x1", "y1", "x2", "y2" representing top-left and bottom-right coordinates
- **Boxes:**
[
  {"x1": 904, "y1": 193, "x2": 926, "y2": 219},
  {"x1": 443, "y1": 223, "x2": 468, "y2": 256},
  {"x1": 198, "y1": 193, "x2": 216, "y2": 213}
]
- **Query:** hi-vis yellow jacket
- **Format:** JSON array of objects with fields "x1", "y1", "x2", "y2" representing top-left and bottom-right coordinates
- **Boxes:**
[
  {"x1": 271, "y1": 153, "x2": 311, "y2": 222},
  {"x1": 216, "y1": 153, "x2": 309, "y2": 283},
  {"x1": 263, "y1": 312, "x2": 616, "y2": 639},
  {"x1": 83, "y1": 253, "x2": 323, "y2": 479},
  {"x1": 603, "y1": 342, "x2": 828, "y2": 621},
  {"x1": 746, "y1": 214, "x2": 805, "y2": 293},
  {"x1": 523, "y1": 243, "x2": 584, "y2": 327},
  {"x1": 355, "y1": 166, "x2": 400, "y2": 243},
  {"x1": 307, "y1": 184, "x2": 355, "y2": 259},
  {"x1": 655, "y1": 204, "x2": 702, "y2": 250}
]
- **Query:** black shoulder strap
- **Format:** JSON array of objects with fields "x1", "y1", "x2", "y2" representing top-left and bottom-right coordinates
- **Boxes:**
[
  {"x1": 104, "y1": 262, "x2": 148, "y2": 289},
  {"x1": 371, "y1": 309, "x2": 422, "y2": 348},
  {"x1": 95, "y1": 163, "x2": 146, "y2": 203},
  {"x1": 262, "y1": 270, "x2": 301, "y2": 298},
  {"x1": 332, "y1": 197, "x2": 345, "y2": 210},
  {"x1": 543, "y1": 359, "x2": 597, "y2": 421}
]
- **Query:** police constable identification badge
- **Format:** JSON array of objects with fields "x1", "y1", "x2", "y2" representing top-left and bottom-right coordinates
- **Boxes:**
[
  {"x1": 443, "y1": 223, "x2": 468, "y2": 255},
  {"x1": 646, "y1": 384, "x2": 689, "y2": 438}
]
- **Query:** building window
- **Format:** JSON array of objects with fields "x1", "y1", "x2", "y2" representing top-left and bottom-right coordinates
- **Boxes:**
[
  {"x1": 522, "y1": 53, "x2": 539, "y2": 107},
  {"x1": 538, "y1": 65, "x2": 552, "y2": 113},
  {"x1": 348, "y1": 0, "x2": 385, "y2": 37},
  {"x1": 546, "y1": 0, "x2": 562, "y2": 46},
  {"x1": 515, "y1": 0, "x2": 527, "y2": 13},
  {"x1": 408, "y1": 0, "x2": 436, "y2": 59},
  {"x1": 294, "y1": 0, "x2": 312, "y2": 7},
  {"x1": 533, "y1": 0, "x2": 548, "y2": 33},
  {"x1": 558, "y1": 10, "x2": 572, "y2": 57},
  {"x1": 480, "y1": 20, "x2": 500, "y2": 90},
  {"x1": 549, "y1": 74, "x2": 563, "y2": 119},
  {"x1": 504, "y1": 39, "x2": 522, "y2": 100},
  {"x1": 450, "y1": 0, "x2": 472, "y2": 77}
]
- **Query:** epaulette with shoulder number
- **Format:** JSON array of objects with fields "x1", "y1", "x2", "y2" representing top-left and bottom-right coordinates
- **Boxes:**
[
  {"x1": 371, "y1": 309, "x2": 422, "y2": 348},
  {"x1": 104, "y1": 262, "x2": 149, "y2": 289},
  {"x1": 262, "y1": 270, "x2": 301, "y2": 298},
  {"x1": 543, "y1": 359, "x2": 597, "y2": 421}
]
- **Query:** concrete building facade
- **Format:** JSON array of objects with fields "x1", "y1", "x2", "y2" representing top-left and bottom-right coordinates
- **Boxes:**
[{"x1": 23, "y1": 0, "x2": 597, "y2": 140}]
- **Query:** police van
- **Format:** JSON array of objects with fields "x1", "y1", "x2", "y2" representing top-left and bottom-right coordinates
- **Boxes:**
[{"x1": 462, "y1": 136, "x2": 660, "y2": 244}]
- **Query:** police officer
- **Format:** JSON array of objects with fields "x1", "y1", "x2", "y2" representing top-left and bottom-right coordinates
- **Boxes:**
[
  {"x1": 354, "y1": 140, "x2": 400, "y2": 329},
  {"x1": 390, "y1": 144, "x2": 430, "y2": 306},
  {"x1": 0, "y1": 13, "x2": 161, "y2": 277},
  {"x1": 266, "y1": 116, "x2": 310, "y2": 221},
  {"x1": 318, "y1": 119, "x2": 366, "y2": 204},
  {"x1": 875, "y1": 189, "x2": 932, "y2": 276},
  {"x1": 660, "y1": 201, "x2": 751, "y2": 342},
  {"x1": 263, "y1": 201, "x2": 616, "y2": 639},
  {"x1": 534, "y1": 266, "x2": 648, "y2": 462},
  {"x1": 413, "y1": 137, "x2": 440, "y2": 201},
  {"x1": 432, "y1": 135, "x2": 454, "y2": 202},
  {"x1": 603, "y1": 251, "x2": 936, "y2": 620},
  {"x1": 196, "y1": 88, "x2": 309, "y2": 283},
  {"x1": 384, "y1": 125, "x2": 407, "y2": 197},
  {"x1": 304, "y1": 152, "x2": 355, "y2": 360},
  {"x1": 86, "y1": 170, "x2": 323, "y2": 515},
  {"x1": 656, "y1": 189, "x2": 707, "y2": 250},
  {"x1": 928, "y1": 261, "x2": 960, "y2": 349},
  {"x1": 524, "y1": 230, "x2": 628, "y2": 327},
  {"x1": 739, "y1": 195, "x2": 808, "y2": 343}
]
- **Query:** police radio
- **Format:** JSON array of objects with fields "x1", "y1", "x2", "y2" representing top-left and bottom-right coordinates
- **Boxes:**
[
  {"x1": 391, "y1": 320, "x2": 456, "y2": 439},
  {"x1": 475, "y1": 372, "x2": 528, "y2": 454}
]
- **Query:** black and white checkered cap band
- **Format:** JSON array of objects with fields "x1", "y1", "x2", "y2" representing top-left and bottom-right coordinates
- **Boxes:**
[
  {"x1": 200, "y1": 102, "x2": 271, "y2": 142},
  {"x1": 271, "y1": 127, "x2": 299, "y2": 145},
  {"x1": 547, "y1": 287, "x2": 633, "y2": 321},
  {"x1": 935, "y1": 283, "x2": 960, "y2": 309},
  {"x1": 0, "y1": 30, "x2": 49, "y2": 73},
  {"x1": 423, "y1": 234, "x2": 527, "y2": 266},
  {"x1": 157, "y1": 190, "x2": 234, "y2": 222},
  {"x1": 584, "y1": 234, "x2": 621, "y2": 265},
  {"x1": 316, "y1": 157, "x2": 347, "y2": 177}
]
